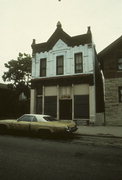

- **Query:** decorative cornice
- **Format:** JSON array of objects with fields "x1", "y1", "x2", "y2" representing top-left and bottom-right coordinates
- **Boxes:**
[
  {"x1": 31, "y1": 74, "x2": 94, "y2": 88},
  {"x1": 31, "y1": 23, "x2": 92, "y2": 53}
]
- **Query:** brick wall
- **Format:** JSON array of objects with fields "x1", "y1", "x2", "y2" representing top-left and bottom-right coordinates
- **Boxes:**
[{"x1": 105, "y1": 78, "x2": 122, "y2": 125}]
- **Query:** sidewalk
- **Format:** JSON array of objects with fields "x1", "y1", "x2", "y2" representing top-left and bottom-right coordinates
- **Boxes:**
[{"x1": 75, "y1": 125, "x2": 122, "y2": 138}]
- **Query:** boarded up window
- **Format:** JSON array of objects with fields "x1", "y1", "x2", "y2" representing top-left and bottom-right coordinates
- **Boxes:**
[
  {"x1": 59, "y1": 100, "x2": 72, "y2": 120},
  {"x1": 74, "y1": 95, "x2": 89, "y2": 119},
  {"x1": 44, "y1": 96, "x2": 57, "y2": 117}
]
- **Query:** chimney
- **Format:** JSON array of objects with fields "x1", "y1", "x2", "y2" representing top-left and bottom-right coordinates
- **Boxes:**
[
  {"x1": 87, "y1": 26, "x2": 91, "y2": 34},
  {"x1": 57, "y1": 21, "x2": 62, "y2": 29},
  {"x1": 32, "y1": 39, "x2": 36, "y2": 45}
]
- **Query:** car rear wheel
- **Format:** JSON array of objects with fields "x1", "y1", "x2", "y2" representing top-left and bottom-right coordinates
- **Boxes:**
[{"x1": 0, "y1": 125, "x2": 8, "y2": 134}]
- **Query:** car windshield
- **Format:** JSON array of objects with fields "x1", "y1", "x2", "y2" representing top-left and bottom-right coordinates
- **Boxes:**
[{"x1": 44, "y1": 116, "x2": 57, "y2": 121}]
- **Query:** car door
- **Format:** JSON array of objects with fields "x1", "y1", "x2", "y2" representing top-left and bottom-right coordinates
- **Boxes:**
[
  {"x1": 29, "y1": 116, "x2": 39, "y2": 132},
  {"x1": 13, "y1": 115, "x2": 33, "y2": 131},
  {"x1": 30, "y1": 116, "x2": 50, "y2": 132}
]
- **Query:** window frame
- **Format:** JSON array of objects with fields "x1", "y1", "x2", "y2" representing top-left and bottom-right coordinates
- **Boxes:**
[
  {"x1": 56, "y1": 55, "x2": 64, "y2": 75},
  {"x1": 74, "y1": 53, "x2": 83, "y2": 73},
  {"x1": 40, "y1": 58, "x2": 46, "y2": 77}
]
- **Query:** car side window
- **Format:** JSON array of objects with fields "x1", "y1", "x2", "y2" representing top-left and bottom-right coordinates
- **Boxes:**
[
  {"x1": 32, "y1": 117, "x2": 37, "y2": 122},
  {"x1": 18, "y1": 116, "x2": 33, "y2": 122},
  {"x1": 44, "y1": 116, "x2": 56, "y2": 121}
]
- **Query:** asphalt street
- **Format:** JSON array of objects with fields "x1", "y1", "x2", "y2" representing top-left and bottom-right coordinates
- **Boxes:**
[{"x1": 0, "y1": 133, "x2": 122, "y2": 180}]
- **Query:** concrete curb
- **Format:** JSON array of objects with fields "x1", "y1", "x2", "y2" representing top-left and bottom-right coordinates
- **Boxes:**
[
  {"x1": 74, "y1": 125, "x2": 122, "y2": 138},
  {"x1": 74, "y1": 132, "x2": 122, "y2": 139}
]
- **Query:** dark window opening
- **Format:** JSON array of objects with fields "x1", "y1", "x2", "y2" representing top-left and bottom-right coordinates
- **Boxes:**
[
  {"x1": 40, "y1": 58, "x2": 46, "y2": 77},
  {"x1": 118, "y1": 87, "x2": 122, "y2": 103},
  {"x1": 75, "y1": 53, "x2": 83, "y2": 73},
  {"x1": 117, "y1": 58, "x2": 122, "y2": 71},
  {"x1": 56, "y1": 56, "x2": 64, "y2": 75}
]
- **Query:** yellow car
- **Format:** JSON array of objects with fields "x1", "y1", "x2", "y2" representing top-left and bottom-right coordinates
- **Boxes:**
[{"x1": 0, "y1": 114, "x2": 78, "y2": 135}]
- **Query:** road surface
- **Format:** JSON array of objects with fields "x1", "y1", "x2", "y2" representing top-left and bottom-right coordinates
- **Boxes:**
[{"x1": 0, "y1": 133, "x2": 122, "y2": 180}]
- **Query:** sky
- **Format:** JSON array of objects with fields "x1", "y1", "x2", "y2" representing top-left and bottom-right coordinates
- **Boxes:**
[{"x1": 0, "y1": 0, "x2": 122, "y2": 83}]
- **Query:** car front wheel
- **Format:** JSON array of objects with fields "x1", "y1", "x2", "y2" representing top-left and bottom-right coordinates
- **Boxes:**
[{"x1": 38, "y1": 129, "x2": 51, "y2": 137}]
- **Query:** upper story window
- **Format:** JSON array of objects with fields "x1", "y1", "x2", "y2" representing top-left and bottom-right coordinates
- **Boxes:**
[
  {"x1": 118, "y1": 87, "x2": 122, "y2": 103},
  {"x1": 40, "y1": 58, "x2": 46, "y2": 77},
  {"x1": 56, "y1": 56, "x2": 64, "y2": 75},
  {"x1": 75, "y1": 53, "x2": 83, "y2": 73},
  {"x1": 117, "y1": 58, "x2": 122, "y2": 71}
]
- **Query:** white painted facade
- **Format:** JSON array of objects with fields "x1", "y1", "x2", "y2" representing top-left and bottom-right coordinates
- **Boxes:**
[
  {"x1": 31, "y1": 39, "x2": 96, "y2": 123},
  {"x1": 30, "y1": 24, "x2": 105, "y2": 124},
  {"x1": 32, "y1": 39, "x2": 94, "y2": 79},
  {"x1": 30, "y1": 84, "x2": 96, "y2": 122}
]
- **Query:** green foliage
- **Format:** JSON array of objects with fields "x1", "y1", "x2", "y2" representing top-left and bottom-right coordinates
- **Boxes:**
[
  {"x1": 1, "y1": 53, "x2": 31, "y2": 117},
  {"x1": 2, "y1": 53, "x2": 32, "y2": 87}
]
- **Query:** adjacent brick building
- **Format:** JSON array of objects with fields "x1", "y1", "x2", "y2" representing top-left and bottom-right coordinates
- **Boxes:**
[{"x1": 98, "y1": 36, "x2": 122, "y2": 125}]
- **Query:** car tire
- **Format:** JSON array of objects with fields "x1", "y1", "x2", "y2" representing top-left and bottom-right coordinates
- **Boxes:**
[{"x1": 0, "y1": 125, "x2": 8, "y2": 134}]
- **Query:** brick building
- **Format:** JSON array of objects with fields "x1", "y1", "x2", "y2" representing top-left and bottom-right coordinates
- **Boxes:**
[{"x1": 98, "y1": 36, "x2": 122, "y2": 125}]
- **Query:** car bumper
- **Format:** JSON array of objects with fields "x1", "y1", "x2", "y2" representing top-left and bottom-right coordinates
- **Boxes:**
[{"x1": 66, "y1": 126, "x2": 78, "y2": 133}]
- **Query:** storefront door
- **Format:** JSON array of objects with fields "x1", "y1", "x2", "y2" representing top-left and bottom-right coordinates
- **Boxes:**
[{"x1": 59, "y1": 99, "x2": 72, "y2": 120}]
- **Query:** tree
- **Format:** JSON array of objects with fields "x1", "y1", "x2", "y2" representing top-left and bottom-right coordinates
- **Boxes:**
[
  {"x1": 2, "y1": 53, "x2": 32, "y2": 117},
  {"x1": 2, "y1": 53, "x2": 31, "y2": 88}
]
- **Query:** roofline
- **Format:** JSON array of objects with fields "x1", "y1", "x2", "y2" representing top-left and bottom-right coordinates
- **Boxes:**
[
  {"x1": 31, "y1": 22, "x2": 92, "y2": 53},
  {"x1": 98, "y1": 35, "x2": 122, "y2": 57},
  {"x1": 33, "y1": 33, "x2": 91, "y2": 47}
]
